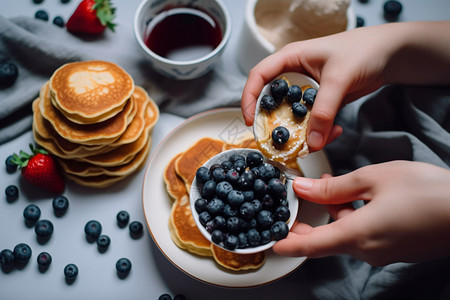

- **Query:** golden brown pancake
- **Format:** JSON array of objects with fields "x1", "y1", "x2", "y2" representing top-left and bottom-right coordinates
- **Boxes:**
[
  {"x1": 175, "y1": 137, "x2": 225, "y2": 192},
  {"x1": 39, "y1": 82, "x2": 136, "y2": 145},
  {"x1": 49, "y1": 60, "x2": 134, "y2": 124},
  {"x1": 163, "y1": 153, "x2": 188, "y2": 202},
  {"x1": 211, "y1": 244, "x2": 266, "y2": 271}
]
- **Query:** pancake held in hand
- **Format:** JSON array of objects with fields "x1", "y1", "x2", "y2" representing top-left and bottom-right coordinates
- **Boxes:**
[
  {"x1": 211, "y1": 244, "x2": 265, "y2": 271},
  {"x1": 254, "y1": 76, "x2": 316, "y2": 163},
  {"x1": 40, "y1": 82, "x2": 136, "y2": 145},
  {"x1": 49, "y1": 60, "x2": 134, "y2": 124},
  {"x1": 165, "y1": 153, "x2": 212, "y2": 256}
]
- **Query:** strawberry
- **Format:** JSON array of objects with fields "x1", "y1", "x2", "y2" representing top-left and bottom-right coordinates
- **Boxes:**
[
  {"x1": 10, "y1": 144, "x2": 65, "y2": 194},
  {"x1": 66, "y1": 0, "x2": 116, "y2": 35}
]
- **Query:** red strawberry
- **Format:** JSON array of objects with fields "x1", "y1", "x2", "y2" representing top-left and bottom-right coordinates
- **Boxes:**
[
  {"x1": 11, "y1": 144, "x2": 65, "y2": 194},
  {"x1": 66, "y1": 0, "x2": 116, "y2": 35}
]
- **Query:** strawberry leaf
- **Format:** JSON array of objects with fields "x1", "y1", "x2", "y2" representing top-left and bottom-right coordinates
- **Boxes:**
[{"x1": 93, "y1": 0, "x2": 116, "y2": 32}]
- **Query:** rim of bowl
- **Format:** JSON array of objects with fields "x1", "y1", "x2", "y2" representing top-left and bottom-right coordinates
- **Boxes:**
[
  {"x1": 189, "y1": 148, "x2": 299, "y2": 254},
  {"x1": 133, "y1": 0, "x2": 232, "y2": 66},
  {"x1": 245, "y1": 0, "x2": 356, "y2": 54}
]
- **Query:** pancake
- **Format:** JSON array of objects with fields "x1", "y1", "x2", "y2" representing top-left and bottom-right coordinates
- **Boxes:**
[
  {"x1": 174, "y1": 137, "x2": 225, "y2": 192},
  {"x1": 163, "y1": 153, "x2": 187, "y2": 202},
  {"x1": 49, "y1": 60, "x2": 134, "y2": 124},
  {"x1": 39, "y1": 82, "x2": 136, "y2": 145},
  {"x1": 211, "y1": 244, "x2": 266, "y2": 271}
]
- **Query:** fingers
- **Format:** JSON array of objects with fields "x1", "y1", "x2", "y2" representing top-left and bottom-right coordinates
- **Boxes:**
[
  {"x1": 241, "y1": 46, "x2": 308, "y2": 126},
  {"x1": 293, "y1": 170, "x2": 373, "y2": 205},
  {"x1": 273, "y1": 221, "x2": 351, "y2": 258}
]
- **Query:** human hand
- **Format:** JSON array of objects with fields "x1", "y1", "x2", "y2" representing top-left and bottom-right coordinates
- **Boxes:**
[
  {"x1": 273, "y1": 161, "x2": 450, "y2": 266},
  {"x1": 241, "y1": 24, "x2": 400, "y2": 151}
]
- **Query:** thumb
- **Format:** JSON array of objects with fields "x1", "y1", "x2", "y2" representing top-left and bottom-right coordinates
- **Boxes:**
[
  {"x1": 293, "y1": 171, "x2": 372, "y2": 205},
  {"x1": 307, "y1": 74, "x2": 350, "y2": 151}
]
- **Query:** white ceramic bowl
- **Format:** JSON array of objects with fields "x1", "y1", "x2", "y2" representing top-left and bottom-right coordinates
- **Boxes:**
[
  {"x1": 189, "y1": 148, "x2": 299, "y2": 254},
  {"x1": 236, "y1": 0, "x2": 356, "y2": 75},
  {"x1": 134, "y1": 0, "x2": 231, "y2": 80}
]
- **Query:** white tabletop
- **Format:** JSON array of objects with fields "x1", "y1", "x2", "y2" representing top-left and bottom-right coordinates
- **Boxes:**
[{"x1": 1, "y1": 1, "x2": 450, "y2": 299}]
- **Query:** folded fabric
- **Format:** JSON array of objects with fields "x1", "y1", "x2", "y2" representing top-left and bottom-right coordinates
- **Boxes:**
[{"x1": 0, "y1": 15, "x2": 245, "y2": 144}]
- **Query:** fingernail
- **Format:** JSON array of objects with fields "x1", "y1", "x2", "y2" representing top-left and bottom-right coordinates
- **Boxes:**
[
  {"x1": 308, "y1": 131, "x2": 323, "y2": 149},
  {"x1": 294, "y1": 178, "x2": 313, "y2": 190}
]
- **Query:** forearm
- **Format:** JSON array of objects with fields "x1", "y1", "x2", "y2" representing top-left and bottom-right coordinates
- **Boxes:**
[{"x1": 383, "y1": 21, "x2": 450, "y2": 86}]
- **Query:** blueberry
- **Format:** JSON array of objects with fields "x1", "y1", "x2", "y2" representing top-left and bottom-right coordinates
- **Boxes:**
[
  {"x1": 209, "y1": 163, "x2": 222, "y2": 173},
  {"x1": 227, "y1": 190, "x2": 245, "y2": 207},
  {"x1": 211, "y1": 230, "x2": 224, "y2": 244},
  {"x1": 84, "y1": 220, "x2": 102, "y2": 240},
  {"x1": 174, "y1": 294, "x2": 186, "y2": 300},
  {"x1": 257, "y1": 210, "x2": 274, "y2": 229},
  {"x1": 246, "y1": 152, "x2": 263, "y2": 169},
  {"x1": 225, "y1": 169, "x2": 240, "y2": 186},
  {"x1": 356, "y1": 16, "x2": 365, "y2": 27},
  {"x1": 52, "y1": 16, "x2": 65, "y2": 27},
  {"x1": 237, "y1": 232, "x2": 248, "y2": 248},
  {"x1": 242, "y1": 190, "x2": 254, "y2": 202},
  {"x1": 23, "y1": 204, "x2": 41, "y2": 223},
  {"x1": 0, "y1": 249, "x2": 15, "y2": 268},
  {"x1": 5, "y1": 185, "x2": 19, "y2": 202},
  {"x1": 64, "y1": 263, "x2": 78, "y2": 280},
  {"x1": 221, "y1": 160, "x2": 233, "y2": 172},
  {"x1": 274, "y1": 205, "x2": 291, "y2": 222},
  {"x1": 270, "y1": 79, "x2": 289, "y2": 101},
  {"x1": 52, "y1": 195, "x2": 69, "y2": 215},
  {"x1": 286, "y1": 85, "x2": 302, "y2": 103},
  {"x1": 251, "y1": 199, "x2": 263, "y2": 213},
  {"x1": 116, "y1": 210, "x2": 130, "y2": 228},
  {"x1": 272, "y1": 126, "x2": 290, "y2": 145},
  {"x1": 196, "y1": 166, "x2": 211, "y2": 184},
  {"x1": 37, "y1": 251, "x2": 52, "y2": 268},
  {"x1": 226, "y1": 217, "x2": 240, "y2": 233},
  {"x1": 129, "y1": 221, "x2": 144, "y2": 238},
  {"x1": 261, "y1": 194, "x2": 275, "y2": 211},
  {"x1": 211, "y1": 215, "x2": 226, "y2": 231},
  {"x1": 5, "y1": 155, "x2": 17, "y2": 173},
  {"x1": 237, "y1": 170, "x2": 256, "y2": 190},
  {"x1": 13, "y1": 243, "x2": 32, "y2": 264},
  {"x1": 198, "y1": 211, "x2": 212, "y2": 226},
  {"x1": 267, "y1": 178, "x2": 287, "y2": 199},
  {"x1": 211, "y1": 167, "x2": 226, "y2": 182},
  {"x1": 223, "y1": 234, "x2": 239, "y2": 250},
  {"x1": 271, "y1": 221, "x2": 289, "y2": 240},
  {"x1": 260, "y1": 94, "x2": 277, "y2": 111},
  {"x1": 383, "y1": 0, "x2": 403, "y2": 19},
  {"x1": 97, "y1": 235, "x2": 111, "y2": 251},
  {"x1": 229, "y1": 154, "x2": 245, "y2": 163},
  {"x1": 239, "y1": 201, "x2": 256, "y2": 219},
  {"x1": 222, "y1": 204, "x2": 237, "y2": 218},
  {"x1": 32, "y1": 0, "x2": 44, "y2": 4},
  {"x1": 233, "y1": 159, "x2": 246, "y2": 174},
  {"x1": 201, "y1": 180, "x2": 217, "y2": 199},
  {"x1": 60, "y1": 0, "x2": 71, "y2": 3},
  {"x1": 35, "y1": 219, "x2": 54, "y2": 238},
  {"x1": 292, "y1": 102, "x2": 308, "y2": 118},
  {"x1": 194, "y1": 198, "x2": 208, "y2": 213},
  {"x1": 215, "y1": 181, "x2": 233, "y2": 200},
  {"x1": 303, "y1": 88, "x2": 317, "y2": 106},
  {"x1": 159, "y1": 294, "x2": 172, "y2": 300},
  {"x1": 253, "y1": 178, "x2": 267, "y2": 198},
  {"x1": 257, "y1": 163, "x2": 277, "y2": 182},
  {"x1": 0, "y1": 61, "x2": 19, "y2": 88},
  {"x1": 246, "y1": 228, "x2": 261, "y2": 246},
  {"x1": 34, "y1": 10, "x2": 49, "y2": 21},
  {"x1": 206, "y1": 198, "x2": 225, "y2": 216},
  {"x1": 260, "y1": 230, "x2": 272, "y2": 245},
  {"x1": 116, "y1": 258, "x2": 132, "y2": 275}
]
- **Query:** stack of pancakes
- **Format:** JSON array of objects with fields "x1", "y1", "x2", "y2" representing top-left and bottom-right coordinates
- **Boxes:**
[
  {"x1": 32, "y1": 60, "x2": 159, "y2": 188},
  {"x1": 164, "y1": 137, "x2": 267, "y2": 271}
]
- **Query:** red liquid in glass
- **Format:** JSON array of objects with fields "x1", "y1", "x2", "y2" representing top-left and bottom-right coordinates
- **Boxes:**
[{"x1": 145, "y1": 7, "x2": 223, "y2": 61}]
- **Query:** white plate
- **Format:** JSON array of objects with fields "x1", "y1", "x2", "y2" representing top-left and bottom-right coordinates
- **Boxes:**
[{"x1": 142, "y1": 107, "x2": 331, "y2": 288}]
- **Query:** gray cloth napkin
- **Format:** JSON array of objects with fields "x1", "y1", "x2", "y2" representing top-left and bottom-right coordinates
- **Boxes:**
[
  {"x1": 1, "y1": 15, "x2": 449, "y2": 300},
  {"x1": 0, "y1": 15, "x2": 245, "y2": 144}
]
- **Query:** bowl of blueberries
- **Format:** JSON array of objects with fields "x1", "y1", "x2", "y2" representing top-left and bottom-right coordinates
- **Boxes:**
[{"x1": 190, "y1": 149, "x2": 299, "y2": 254}]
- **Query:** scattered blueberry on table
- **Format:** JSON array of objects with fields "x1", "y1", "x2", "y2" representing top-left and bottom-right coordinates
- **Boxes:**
[
  {"x1": 23, "y1": 204, "x2": 41, "y2": 225},
  {"x1": 64, "y1": 263, "x2": 78, "y2": 283},
  {"x1": 84, "y1": 220, "x2": 102, "y2": 242},
  {"x1": 97, "y1": 234, "x2": 111, "y2": 253},
  {"x1": 5, "y1": 185, "x2": 19, "y2": 203},
  {"x1": 5, "y1": 155, "x2": 18, "y2": 173},
  {"x1": 116, "y1": 210, "x2": 130, "y2": 228},
  {"x1": 52, "y1": 16, "x2": 65, "y2": 27},
  {"x1": 13, "y1": 243, "x2": 32, "y2": 265},
  {"x1": 34, "y1": 9, "x2": 49, "y2": 21},
  {"x1": 0, "y1": 61, "x2": 19, "y2": 88},
  {"x1": 129, "y1": 221, "x2": 144, "y2": 239},
  {"x1": 383, "y1": 0, "x2": 403, "y2": 21},
  {"x1": 37, "y1": 251, "x2": 52, "y2": 272},
  {"x1": 115, "y1": 257, "x2": 132, "y2": 278},
  {"x1": 52, "y1": 195, "x2": 69, "y2": 216},
  {"x1": 0, "y1": 249, "x2": 16, "y2": 269}
]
